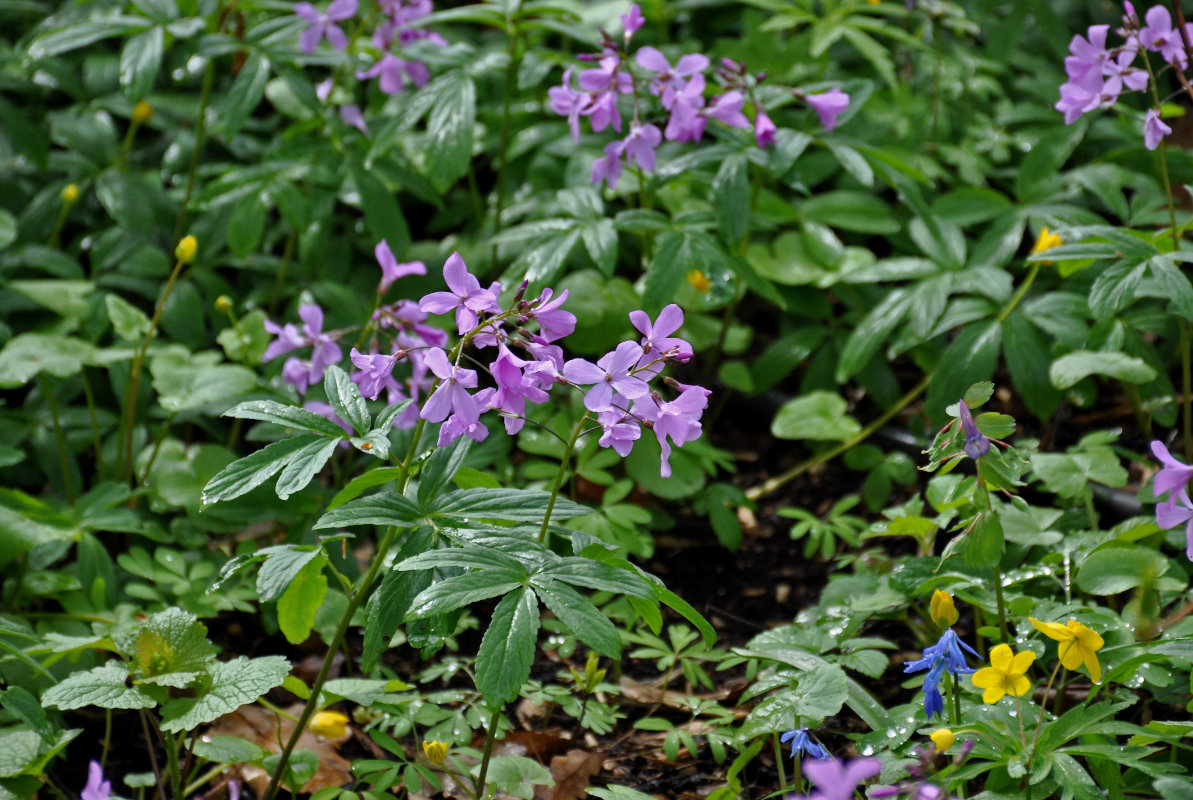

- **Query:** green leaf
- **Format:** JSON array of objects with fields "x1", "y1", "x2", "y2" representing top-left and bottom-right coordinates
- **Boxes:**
[
  {"x1": 95, "y1": 169, "x2": 155, "y2": 231},
  {"x1": 327, "y1": 466, "x2": 404, "y2": 510},
  {"x1": 425, "y1": 70, "x2": 476, "y2": 192},
  {"x1": 119, "y1": 26, "x2": 162, "y2": 101},
  {"x1": 277, "y1": 557, "x2": 327, "y2": 645},
  {"x1": 349, "y1": 155, "x2": 411, "y2": 258},
  {"x1": 315, "y1": 491, "x2": 425, "y2": 529},
  {"x1": 1003, "y1": 312, "x2": 1060, "y2": 420},
  {"x1": 150, "y1": 355, "x2": 257, "y2": 413},
  {"x1": 1016, "y1": 122, "x2": 1086, "y2": 203},
  {"x1": 227, "y1": 194, "x2": 266, "y2": 258},
  {"x1": 159, "y1": 655, "x2": 291, "y2": 732},
  {"x1": 925, "y1": 321, "x2": 1003, "y2": 422},
  {"x1": 42, "y1": 662, "x2": 156, "y2": 711},
  {"x1": 1, "y1": 687, "x2": 54, "y2": 743},
  {"x1": 418, "y1": 437, "x2": 472, "y2": 506},
  {"x1": 714, "y1": 153, "x2": 750, "y2": 245},
  {"x1": 431, "y1": 488, "x2": 589, "y2": 523},
  {"x1": 645, "y1": 231, "x2": 731, "y2": 313},
  {"x1": 192, "y1": 736, "x2": 267, "y2": 765},
  {"x1": 202, "y1": 435, "x2": 323, "y2": 503},
  {"x1": 530, "y1": 575, "x2": 620, "y2": 659},
  {"x1": 0, "y1": 209, "x2": 16, "y2": 252},
  {"x1": 1032, "y1": 449, "x2": 1127, "y2": 498},
  {"x1": 257, "y1": 545, "x2": 322, "y2": 602},
  {"x1": 835, "y1": 288, "x2": 912, "y2": 382},
  {"x1": 1049, "y1": 351, "x2": 1157, "y2": 389},
  {"x1": 771, "y1": 391, "x2": 861, "y2": 441},
  {"x1": 223, "y1": 400, "x2": 349, "y2": 438},
  {"x1": 0, "y1": 730, "x2": 40, "y2": 778},
  {"x1": 581, "y1": 219, "x2": 618, "y2": 275},
  {"x1": 406, "y1": 569, "x2": 525, "y2": 618},
  {"x1": 106, "y1": 294, "x2": 151, "y2": 342},
  {"x1": 214, "y1": 52, "x2": 270, "y2": 137},
  {"x1": 962, "y1": 511, "x2": 1005, "y2": 568},
  {"x1": 131, "y1": 607, "x2": 217, "y2": 683},
  {"x1": 800, "y1": 191, "x2": 899, "y2": 234},
  {"x1": 1076, "y1": 547, "x2": 1170, "y2": 595},
  {"x1": 478, "y1": 756, "x2": 554, "y2": 800},
  {"x1": 324, "y1": 365, "x2": 369, "y2": 435},
  {"x1": 475, "y1": 587, "x2": 538, "y2": 704}
]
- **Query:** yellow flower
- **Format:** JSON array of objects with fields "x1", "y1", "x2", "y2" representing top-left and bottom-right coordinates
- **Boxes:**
[
  {"x1": 309, "y1": 710, "x2": 349, "y2": 738},
  {"x1": 1029, "y1": 617, "x2": 1104, "y2": 683},
  {"x1": 175, "y1": 235, "x2": 198, "y2": 264},
  {"x1": 929, "y1": 728, "x2": 954, "y2": 753},
  {"x1": 1028, "y1": 227, "x2": 1063, "y2": 265},
  {"x1": 132, "y1": 101, "x2": 153, "y2": 124},
  {"x1": 215, "y1": 295, "x2": 233, "y2": 312},
  {"x1": 971, "y1": 643, "x2": 1035, "y2": 704},
  {"x1": 687, "y1": 269, "x2": 711, "y2": 292},
  {"x1": 60, "y1": 183, "x2": 80, "y2": 204},
  {"x1": 422, "y1": 740, "x2": 448, "y2": 764},
  {"x1": 930, "y1": 589, "x2": 958, "y2": 627}
]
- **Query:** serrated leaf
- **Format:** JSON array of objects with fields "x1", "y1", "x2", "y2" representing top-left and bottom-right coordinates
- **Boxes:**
[
  {"x1": 315, "y1": 491, "x2": 425, "y2": 529},
  {"x1": 0, "y1": 730, "x2": 40, "y2": 778},
  {"x1": 203, "y1": 435, "x2": 323, "y2": 503},
  {"x1": 42, "y1": 662, "x2": 156, "y2": 711},
  {"x1": 475, "y1": 587, "x2": 538, "y2": 704},
  {"x1": 425, "y1": 70, "x2": 476, "y2": 192},
  {"x1": 256, "y1": 546, "x2": 322, "y2": 602},
  {"x1": 418, "y1": 437, "x2": 472, "y2": 506},
  {"x1": 132, "y1": 607, "x2": 217, "y2": 680},
  {"x1": 430, "y1": 488, "x2": 589, "y2": 523},
  {"x1": 406, "y1": 569, "x2": 525, "y2": 618},
  {"x1": 531, "y1": 575, "x2": 620, "y2": 659},
  {"x1": 159, "y1": 655, "x2": 290, "y2": 733},
  {"x1": 274, "y1": 436, "x2": 339, "y2": 500}
]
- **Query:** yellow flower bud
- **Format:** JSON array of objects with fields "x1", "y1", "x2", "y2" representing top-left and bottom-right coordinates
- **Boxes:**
[
  {"x1": 930, "y1": 589, "x2": 958, "y2": 627},
  {"x1": 309, "y1": 710, "x2": 349, "y2": 739},
  {"x1": 61, "y1": 183, "x2": 80, "y2": 204},
  {"x1": 929, "y1": 728, "x2": 954, "y2": 753},
  {"x1": 422, "y1": 740, "x2": 448, "y2": 764},
  {"x1": 175, "y1": 235, "x2": 198, "y2": 264},
  {"x1": 687, "y1": 269, "x2": 711, "y2": 292},
  {"x1": 215, "y1": 295, "x2": 233, "y2": 312},
  {"x1": 132, "y1": 101, "x2": 153, "y2": 125},
  {"x1": 1028, "y1": 227, "x2": 1063, "y2": 265}
]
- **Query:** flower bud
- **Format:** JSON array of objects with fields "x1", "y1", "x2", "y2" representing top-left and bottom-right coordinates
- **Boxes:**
[
  {"x1": 214, "y1": 295, "x2": 233, "y2": 312},
  {"x1": 175, "y1": 235, "x2": 198, "y2": 264},
  {"x1": 61, "y1": 183, "x2": 80, "y2": 204},
  {"x1": 930, "y1": 589, "x2": 959, "y2": 627},
  {"x1": 929, "y1": 728, "x2": 954, "y2": 753},
  {"x1": 132, "y1": 101, "x2": 153, "y2": 125},
  {"x1": 686, "y1": 269, "x2": 711, "y2": 292},
  {"x1": 513, "y1": 279, "x2": 529, "y2": 305},
  {"x1": 309, "y1": 710, "x2": 349, "y2": 739},
  {"x1": 422, "y1": 740, "x2": 448, "y2": 764}
]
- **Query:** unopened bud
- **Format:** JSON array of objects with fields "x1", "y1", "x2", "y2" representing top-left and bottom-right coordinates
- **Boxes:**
[
  {"x1": 422, "y1": 741, "x2": 448, "y2": 764},
  {"x1": 132, "y1": 101, "x2": 153, "y2": 125},
  {"x1": 60, "y1": 183, "x2": 79, "y2": 204},
  {"x1": 215, "y1": 295, "x2": 233, "y2": 312},
  {"x1": 663, "y1": 376, "x2": 680, "y2": 390},
  {"x1": 309, "y1": 710, "x2": 349, "y2": 739},
  {"x1": 513, "y1": 279, "x2": 529, "y2": 304},
  {"x1": 175, "y1": 235, "x2": 198, "y2": 264}
]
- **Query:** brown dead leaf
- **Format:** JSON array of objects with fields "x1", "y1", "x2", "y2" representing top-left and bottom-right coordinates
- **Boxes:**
[
  {"x1": 617, "y1": 676, "x2": 738, "y2": 710},
  {"x1": 498, "y1": 731, "x2": 573, "y2": 762},
  {"x1": 203, "y1": 704, "x2": 352, "y2": 795},
  {"x1": 533, "y1": 749, "x2": 602, "y2": 800}
]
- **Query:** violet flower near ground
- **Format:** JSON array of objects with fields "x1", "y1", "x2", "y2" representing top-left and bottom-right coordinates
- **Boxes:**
[
  {"x1": 957, "y1": 400, "x2": 990, "y2": 459},
  {"x1": 294, "y1": 0, "x2": 357, "y2": 53},
  {"x1": 780, "y1": 728, "x2": 829, "y2": 760},
  {"x1": 803, "y1": 88, "x2": 850, "y2": 131},
  {"x1": 790, "y1": 757, "x2": 882, "y2": 800},
  {"x1": 563, "y1": 340, "x2": 650, "y2": 412},
  {"x1": 1150, "y1": 440, "x2": 1193, "y2": 495},
  {"x1": 81, "y1": 761, "x2": 111, "y2": 800},
  {"x1": 1155, "y1": 487, "x2": 1193, "y2": 560}
]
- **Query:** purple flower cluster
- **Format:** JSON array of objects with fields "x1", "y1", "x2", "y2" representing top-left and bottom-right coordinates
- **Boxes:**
[
  {"x1": 263, "y1": 249, "x2": 709, "y2": 474},
  {"x1": 788, "y1": 757, "x2": 881, "y2": 800},
  {"x1": 1056, "y1": 3, "x2": 1188, "y2": 150},
  {"x1": 1151, "y1": 440, "x2": 1193, "y2": 560},
  {"x1": 549, "y1": 4, "x2": 850, "y2": 189}
]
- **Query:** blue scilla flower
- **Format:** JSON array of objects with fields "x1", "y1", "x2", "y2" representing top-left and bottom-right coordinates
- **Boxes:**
[
  {"x1": 903, "y1": 628, "x2": 980, "y2": 718},
  {"x1": 780, "y1": 728, "x2": 829, "y2": 760}
]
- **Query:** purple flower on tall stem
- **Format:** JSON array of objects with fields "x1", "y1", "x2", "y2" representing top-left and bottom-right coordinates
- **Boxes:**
[
  {"x1": 620, "y1": 3, "x2": 645, "y2": 39},
  {"x1": 490, "y1": 348, "x2": 550, "y2": 434},
  {"x1": 523, "y1": 288, "x2": 575, "y2": 342},
  {"x1": 420, "y1": 347, "x2": 479, "y2": 423},
  {"x1": 803, "y1": 88, "x2": 850, "y2": 131},
  {"x1": 633, "y1": 385, "x2": 709, "y2": 477},
  {"x1": 1139, "y1": 5, "x2": 1193, "y2": 67},
  {"x1": 1151, "y1": 440, "x2": 1193, "y2": 496},
  {"x1": 957, "y1": 400, "x2": 990, "y2": 459},
  {"x1": 779, "y1": 728, "x2": 829, "y2": 760},
  {"x1": 754, "y1": 109, "x2": 776, "y2": 147},
  {"x1": 636, "y1": 47, "x2": 709, "y2": 97},
  {"x1": 419, "y1": 252, "x2": 501, "y2": 334},
  {"x1": 81, "y1": 761, "x2": 111, "y2": 800},
  {"x1": 704, "y1": 91, "x2": 750, "y2": 129},
  {"x1": 1156, "y1": 487, "x2": 1193, "y2": 560},
  {"x1": 350, "y1": 347, "x2": 399, "y2": 400},
  {"x1": 549, "y1": 68, "x2": 588, "y2": 142},
  {"x1": 1144, "y1": 108, "x2": 1172, "y2": 150},
  {"x1": 356, "y1": 54, "x2": 430, "y2": 94},
  {"x1": 790, "y1": 757, "x2": 882, "y2": 800},
  {"x1": 629, "y1": 304, "x2": 693, "y2": 377},
  {"x1": 439, "y1": 388, "x2": 494, "y2": 445},
  {"x1": 263, "y1": 319, "x2": 306, "y2": 362},
  {"x1": 597, "y1": 408, "x2": 640, "y2": 456},
  {"x1": 375, "y1": 240, "x2": 426, "y2": 293},
  {"x1": 339, "y1": 104, "x2": 369, "y2": 135},
  {"x1": 300, "y1": 304, "x2": 343, "y2": 380},
  {"x1": 592, "y1": 140, "x2": 625, "y2": 188},
  {"x1": 562, "y1": 340, "x2": 650, "y2": 411},
  {"x1": 623, "y1": 121, "x2": 662, "y2": 171},
  {"x1": 294, "y1": 0, "x2": 358, "y2": 53}
]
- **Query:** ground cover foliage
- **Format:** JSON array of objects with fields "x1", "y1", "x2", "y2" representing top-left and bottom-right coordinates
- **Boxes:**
[{"x1": 3, "y1": 0, "x2": 1193, "y2": 798}]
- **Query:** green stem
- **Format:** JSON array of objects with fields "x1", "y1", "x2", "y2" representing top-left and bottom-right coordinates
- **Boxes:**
[
  {"x1": 492, "y1": 0, "x2": 524, "y2": 243},
  {"x1": 773, "y1": 732, "x2": 788, "y2": 793},
  {"x1": 949, "y1": 671, "x2": 960, "y2": 726},
  {"x1": 996, "y1": 261, "x2": 1041, "y2": 324},
  {"x1": 473, "y1": 706, "x2": 505, "y2": 800},
  {"x1": 80, "y1": 370, "x2": 106, "y2": 481},
  {"x1": 41, "y1": 377, "x2": 75, "y2": 501},
  {"x1": 269, "y1": 230, "x2": 297, "y2": 316},
  {"x1": 100, "y1": 708, "x2": 112, "y2": 769},
  {"x1": 46, "y1": 201, "x2": 71, "y2": 249},
  {"x1": 163, "y1": 728, "x2": 182, "y2": 799},
  {"x1": 538, "y1": 412, "x2": 589, "y2": 543},
  {"x1": 139, "y1": 711, "x2": 166, "y2": 800},
  {"x1": 1181, "y1": 320, "x2": 1192, "y2": 461},
  {"x1": 122, "y1": 255, "x2": 187, "y2": 484},
  {"x1": 173, "y1": 56, "x2": 216, "y2": 242},
  {"x1": 139, "y1": 411, "x2": 177, "y2": 485}
]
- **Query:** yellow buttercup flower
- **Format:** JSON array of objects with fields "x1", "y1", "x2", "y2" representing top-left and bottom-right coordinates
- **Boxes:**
[
  {"x1": 1030, "y1": 617, "x2": 1104, "y2": 683},
  {"x1": 61, "y1": 183, "x2": 80, "y2": 204},
  {"x1": 1028, "y1": 227, "x2": 1063, "y2": 265},
  {"x1": 309, "y1": 710, "x2": 349, "y2": 738},
  {"x1": 132, "y1": 101, "x2": 153, "y2": 124},
  {"x1": 687, "y1": 269, "x2": 711, "y2": 292},
  {"x1": 422, "y1": 740, "x2": 449, "y2": 764},
  {"x1": 971, "y1": 644, "x2": 1035, "y2": 704},
  {"x1": 929, "y1": 728, "x2": 954, "y2": 753},
  {"x1": 930, "y1": 589, "x2": 958, "y2": 627},
  {"x1": 175, "y1": 235, "x2": 198, "y2": 264}
]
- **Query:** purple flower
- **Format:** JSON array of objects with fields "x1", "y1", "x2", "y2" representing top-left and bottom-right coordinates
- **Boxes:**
[
  {"x1": 1055, "y1": 68, "x2": 1106, "y2": 124},
  {"x1": 300, "y1": 304, "x2": 343, "y2": 380},
  {"x1": 489, "y1": 348, "x2": 550, "y2": 433},
  {"x1": 790, "y1": 757, "x2": 882, "y2": 800},
  {"x1": 356, "y1": 54, "x2": 430, "y2": 94},
  {"x1": 82, "y1": 761, "x2": 111, "y2": 800},
  {"x1": 562, "y1": 340, "x2": 650, "y2": 412},
  {"x1": 294, "y1": 0, "x2": 357, "y2": 53},
  {"x1": 663, "y1": 75, "x2": 708, "y2": 142},
  {"x1": 636, "y1": 47, "x2": 709, "y2": 97},
  {"x1": 420, "y1": 347, "x2": 479, "y2": 423},
  {"x1": 1156, "y1": 487, "x2": 1193, "y2": 560},
  {"x1": 439, "y1": 388, "x2": 494, "y2": 446},
  {"x1": 316, "y1": 77, "x2": 335, "y2": 102},
  {"x1": 633, "y1": 385, "x2": 709, "y2": 477},
  {"x1": 957, "y1": 400, "x2": 990, "y2": 459},
  {"x1": 592, "y1": 140, "x2": 625, "y2": 188},
  {"x1": 1139, "y1": 5, "x2": 1192, "y2": 67},
  {"x1": 419, "y1": 252, "x2": 501, "y2": 334},
  {"x1": 523, "y1": 288, "x2": 575, "y2": 342},
  {"x1": 263, "y1": 319, "x2": 306, "y2": 363},
  {"x1": 350, "y1": 347, "x2": 399, "y2": 400},
  {"x1": 1144, "y1": 108, "x2": 1172, "y2": 150},
  {"x1": 903, "y1": 628, "x2": 979, "y2": 719},
  {"x1": 375, "y1": 240, "x2": 426, "y2": 293},
  {"x1": 704, "y1": 91, "x2": 749, "y2": 129},
  {"x1": 804, "y1": 88, "x2": 850, "y2": 131},
  {"x1": 597, "y1": 408, "x2": 640, "y2": 456},
  {"x1": 1151, "y1": 440, "x2": 1193, "y2": 496},
  {"x1": 629, "y1": 304, "x2": 693, "y2": 378},
  {"x1": 754, "y1": 109, "x2": 776, "y2": 148},
  {"x1": 780, "y1": 728, "x2": 829, "y2": 760},
  {"x1": 620, "y1": 3, "x2": 645, "y2": 39},
  {"x1": 339, "y1": 104, "x2": 369, "y2": 135},
  {"x1": 1064, "y1": 25, "x2": 1110, "y2": 82},
  {"x1": 578, "y1": 54, "x2": 633, "y2": 94},
  {"x1": 549, "y1": 68, "x2": 588, "y2": 142},
  {"x1": 623, "y1": 121, "x2": 662, "y2": 171}
]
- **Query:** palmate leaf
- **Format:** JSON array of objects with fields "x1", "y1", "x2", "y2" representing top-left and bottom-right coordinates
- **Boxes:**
[{"x1": 159, "y1": 655, "x2": 290, "y2": 733}]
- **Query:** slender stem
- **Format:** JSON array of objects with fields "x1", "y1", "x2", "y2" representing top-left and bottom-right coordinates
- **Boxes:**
[
  {"x1": 80, "y1": 370, "x2": 106, "y2": 481},
  {"x1": 139, "y1": 710, "x2": 166, "y2": 800},
  {"x1": 173, "y1": 55, "x2": 216, "y2": 241},
  {"x1": 46, "y1": 201, "x2": 71, "y2": 249},
  {"x1": 773, "y1": 732, "x2": 788, "y2": 793},
  {"x1": 1181, "y1": 320, "x2": 1192, "y2": 461},
  {"x1": 473, "y1": 706, "x2": 505, "y2": 800},
  {"x1": 163, "y1": 727, "x2": 182, "y2": 799},
  {"x1": 139, "y1": 411, "x2": 177, "y2": 485},
  {"x1": 183, "y1": 765, "x2": 226, "y2": 797},
  {"x1": 492, "y1": 0, "x2": 524, "y2": 243},
  {"x1": 1025, "y1": 660, "x2": 1063, "y2": 784},
  {"x1": 538, "y1": 412, "x2": 589, "y2": 543},
  {"x1": 996, "y1": 261, "x2": 1041, "y2": 324},
  {"x1": 122, "y1": 255, "x2": 187, "y2": 484},
  {"x1": 948, "y1": 671, "x2": 960, "y2": 726},
  {"x1": 41, "y1": 377, "x2": 75, "y2": 501},
  {"x1": 269, "y1": 230, "x2": 297, "y2": 315},
  {"x1": 100, "y1": 708, "x2": 112, "y2": 768}
]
